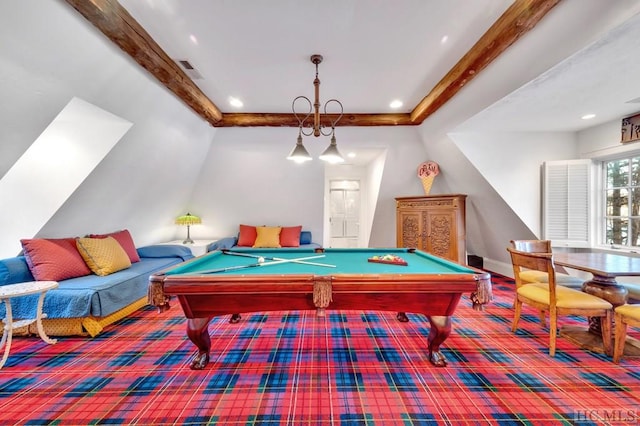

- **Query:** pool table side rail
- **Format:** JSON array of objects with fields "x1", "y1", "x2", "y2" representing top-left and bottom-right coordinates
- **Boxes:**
[{"x1": 149, "y1": 272, "x2": 490, "y2": 317}]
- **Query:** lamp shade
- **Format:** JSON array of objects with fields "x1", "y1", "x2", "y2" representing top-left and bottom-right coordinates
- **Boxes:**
[
  {"x1": 287, "y1": 131, "x2": 312, "y2": 163},
  {"x1": 175, "y1": 213, "x2": 201, "y2": 226},
  {"x1": 318, "y1": 134, "x2": 344, "y2": 164}
]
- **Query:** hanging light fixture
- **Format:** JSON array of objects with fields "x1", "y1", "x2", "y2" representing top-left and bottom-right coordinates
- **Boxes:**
[{"x1": 288, "y1": 54, "x2": 344, "y2": 164}]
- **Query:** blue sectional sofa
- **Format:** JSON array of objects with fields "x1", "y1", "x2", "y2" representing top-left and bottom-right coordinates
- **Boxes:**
[{"x1": 0, "y1": 245, "x2": 193, "y2": 337}]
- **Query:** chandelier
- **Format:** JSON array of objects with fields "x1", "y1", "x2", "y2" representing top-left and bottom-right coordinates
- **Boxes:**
[{"x1": 287, "y1": 54, "x2": 344, "y2": 164}]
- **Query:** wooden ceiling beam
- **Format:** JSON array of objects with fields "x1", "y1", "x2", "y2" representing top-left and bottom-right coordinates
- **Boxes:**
[
  {"x1": 410, "y1": 0, "x2": 561, "y2": 124},
  {"x1": 220, "y1": 113, "x2": 414, "y2": 127},
  {"x1": 65, "y1": 0, "x2": 223, "y2": 125},
  {"x1": 65, "y1": 0, "x2": 557, "y2": 129}
]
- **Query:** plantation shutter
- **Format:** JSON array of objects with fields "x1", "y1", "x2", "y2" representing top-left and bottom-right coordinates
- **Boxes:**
[{"x1": 542, "y1": 159, "x2": 592, "y2": 247}]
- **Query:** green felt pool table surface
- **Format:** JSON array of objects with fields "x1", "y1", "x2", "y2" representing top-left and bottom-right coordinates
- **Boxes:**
[{"x1": 165, "y1": 247, "x2": 475, "y2": 276}]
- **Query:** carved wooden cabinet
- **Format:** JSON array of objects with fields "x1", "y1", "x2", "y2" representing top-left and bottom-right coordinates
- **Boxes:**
[{"x1": 395, "y1": 194, "x2": 467, "y2": 264}]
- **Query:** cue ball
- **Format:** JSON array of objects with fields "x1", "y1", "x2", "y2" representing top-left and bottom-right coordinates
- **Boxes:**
[{"x1": 258, "y1": 257, "x2": 265, "y2": 263}]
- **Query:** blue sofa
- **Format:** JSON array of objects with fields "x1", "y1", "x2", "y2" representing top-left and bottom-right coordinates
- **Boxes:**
[
  {"x1": 208, "y1": 231, "x2": 321, "y2": 252},
  {"x1": 0, "y1": 245, "x2": 193, "y2": 337}
]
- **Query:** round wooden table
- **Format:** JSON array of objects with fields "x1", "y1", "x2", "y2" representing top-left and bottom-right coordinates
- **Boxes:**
[{"x1": 0, "y1": 280, "x2": 58, "y2": 369}]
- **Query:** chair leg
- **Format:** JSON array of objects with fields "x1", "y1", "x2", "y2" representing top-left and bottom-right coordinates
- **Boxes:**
[
  {"x1": 538, "y1": 310, "x2": 547, "y2": 328},
  {"x1": 613, "y1": 312, "x2": 627, "y2": 364},
  {"x1": 600, "y1": 310, "x2": 613, "y2": 357},
  {"x1": 511, "y1": 298, "x2": 522, "y2": 333},
  {"x1": 549, "y1": 307, "x2": 557, "y2": 357}
]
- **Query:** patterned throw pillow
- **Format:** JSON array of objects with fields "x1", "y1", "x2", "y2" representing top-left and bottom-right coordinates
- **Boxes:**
[
  {"x1": 252, "y1": 226, "x2": 282, "y2": 248},
  {"x1": 76, "y1": 237, "x2": 132, "y2": 276},
  {"x1": 21, "y1": 238, "x2": 92, "y2": 281},
  {"x1": 87, "y1": 229, "x2": 140, "y2": 263}
]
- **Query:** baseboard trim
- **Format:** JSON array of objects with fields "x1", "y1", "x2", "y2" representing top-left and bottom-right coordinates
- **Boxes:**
[{"x1": 482, "y1": 258, "x2": 513, "y2": 278}]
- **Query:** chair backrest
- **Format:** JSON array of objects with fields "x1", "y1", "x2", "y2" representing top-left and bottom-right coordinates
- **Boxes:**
[
  {"x1": 506, "y1": 247, "x2": 558, "y2": 300},
  {"x1": 510, "y1": 240, "x2": 552, "y2": 253}
]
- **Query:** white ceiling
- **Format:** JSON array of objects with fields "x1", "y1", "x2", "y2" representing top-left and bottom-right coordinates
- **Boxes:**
[
  {"x1": 460, "y1": 10, "x2": 640, "y2": 132},
  {"x1": 119, "y1": 0, "x2": 513, "y2": 115},
  {"x1": 118, "y1": 0, "x2": 640, "y2": 134}
]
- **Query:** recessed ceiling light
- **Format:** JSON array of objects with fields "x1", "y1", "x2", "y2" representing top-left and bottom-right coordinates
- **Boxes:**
[
  {"x1": 189, "y1": 34, "x2": 198, "y2": 45},
  {"x1": 229, "y1": 97, "x2": 243, "y2": 108},
  {"x1": 581, "y1": 113, "x2": 596, "y2": 120},
  {"x1": 389, "y1": 100, "x2": 403, "y2": 109},
  {"x1": 347, "y1": 152, "x2": 356, "y2": 158},
  {"x1": 441, "y1": 35, "x2": 449, "y2": 44}
]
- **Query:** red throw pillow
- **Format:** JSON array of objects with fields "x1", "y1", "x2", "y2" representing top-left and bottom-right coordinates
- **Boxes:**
[
  {"x1": 88, "y1": 229, "x2": 140, "y2": 263},
  {"x1": 237, "y1": 224, "x2": 257, "y2": 247},
  {"x1": 280, "y1": 226, "x2": 302, "y2": 247},
  {"x1": 21, "y1": 238, "x2": 92, "y2": 281}
]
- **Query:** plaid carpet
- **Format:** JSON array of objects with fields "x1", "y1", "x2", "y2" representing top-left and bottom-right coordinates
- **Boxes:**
[{"x1": 1, "y1": 274, "x2": 638, "y2": 425}]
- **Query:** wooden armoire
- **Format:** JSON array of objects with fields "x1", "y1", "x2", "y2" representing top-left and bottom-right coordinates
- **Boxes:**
[{"x1": 395, "y1": 194, "x2": 467, "y2": 264}]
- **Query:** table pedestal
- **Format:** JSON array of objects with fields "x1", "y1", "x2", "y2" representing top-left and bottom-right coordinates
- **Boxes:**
[{"x1": 560, "y1": 276, "x2": 639, "y2": 357}]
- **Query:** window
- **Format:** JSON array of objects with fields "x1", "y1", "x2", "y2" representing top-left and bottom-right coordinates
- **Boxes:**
[{"x1": 603, "y1": 156, "x2": 640, "y2": 248}]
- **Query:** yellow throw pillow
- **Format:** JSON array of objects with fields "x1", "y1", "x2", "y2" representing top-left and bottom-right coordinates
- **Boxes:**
[
  {"x1": 76, "y1": 236, "x2": 132, "y2": 276},
  {"x1": 253, "y1": 226, "x2": 282, "y2": 248}
]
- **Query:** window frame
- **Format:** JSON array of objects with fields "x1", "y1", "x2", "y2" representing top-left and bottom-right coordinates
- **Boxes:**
[{"x1": 600, "y1": 154, "x2": 640, "y2": 249}]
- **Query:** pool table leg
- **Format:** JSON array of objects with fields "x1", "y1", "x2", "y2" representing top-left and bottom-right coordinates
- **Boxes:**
[
  {"x1": 427, "y1": 315, "x2": 451, "y2": 367},
  {"x1": 187, "y1": 317, "x2": 212, "y2": 370}
]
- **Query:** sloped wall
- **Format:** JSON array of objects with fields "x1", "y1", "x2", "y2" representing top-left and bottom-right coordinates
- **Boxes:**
[{"x1": 0, "y1": 1, "x2": 215, "y2": 256}]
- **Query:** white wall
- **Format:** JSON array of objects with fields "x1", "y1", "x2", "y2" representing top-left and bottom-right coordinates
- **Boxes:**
[
  {"x1": 189, "y1": 126, "x2": 426, "y2": 247},
  {"x1": 578, "y1": 119, "x2": 640, "y2": 159},
  {"x1": 453, "y1": 131, "x2": 579, "y2": 236},
  {"x1": 364, "y1": 151, "x2": 387, "y2": 247},
  {"x1": 0, "y1": 0, "x2": 215, "y2": 256}
]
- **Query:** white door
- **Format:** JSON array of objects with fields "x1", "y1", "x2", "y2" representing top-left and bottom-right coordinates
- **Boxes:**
[{"x1": 329, "y1": 180, "x2": 360, "y2": 248}]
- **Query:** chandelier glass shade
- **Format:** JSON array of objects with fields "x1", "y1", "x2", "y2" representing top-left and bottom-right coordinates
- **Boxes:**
[{"x1": 288, "y1": 54, "x2": 344, "y2": 164}]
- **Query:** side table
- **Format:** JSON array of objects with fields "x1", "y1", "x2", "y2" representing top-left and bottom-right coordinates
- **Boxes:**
[
  {"x1": 160, "y1": 239, "x2": 219, "y2": 257},
  {"x1": 0, "y1": 280, "x2": 58, "y2": 369}
]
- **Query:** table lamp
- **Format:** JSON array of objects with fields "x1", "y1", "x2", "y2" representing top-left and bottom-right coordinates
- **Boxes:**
[{"x1": 175, "y1": 213, "x2": 201, "y2": 244}]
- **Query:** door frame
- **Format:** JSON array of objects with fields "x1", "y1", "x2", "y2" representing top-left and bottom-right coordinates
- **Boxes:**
[{"x1": 323, "y1": 168, "x2": 369, "y2": 248}]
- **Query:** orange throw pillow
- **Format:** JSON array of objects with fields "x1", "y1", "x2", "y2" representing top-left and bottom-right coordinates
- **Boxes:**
[
  {"x1": 253, "y1": 226, "x2": 282, "y2": 248},
  {"x1": 76, "y1": 237, "x2": 132, "y2": 276},
  {"x1": 280, "y1": 226, "x2": 302, "y2": 247}
]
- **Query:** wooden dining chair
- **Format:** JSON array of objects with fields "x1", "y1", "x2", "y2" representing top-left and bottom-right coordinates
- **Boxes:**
[
  {"x1": 509, "y1": 240, "x2": 584, "y2": 288},
  {"x1": 613, "y1": 304, "x2": 640, "y2": 363},
  {"x1": 507, "y1": 247, "x2": 613, "y2": 357},
  {"x1": 508, "y1": 240, "x2": 583, "y2": 327}
]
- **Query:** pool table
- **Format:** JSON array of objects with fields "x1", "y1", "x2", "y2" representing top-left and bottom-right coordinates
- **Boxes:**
[{"x1": 148, "y1": 248, "x2": 491, "y2": 369}]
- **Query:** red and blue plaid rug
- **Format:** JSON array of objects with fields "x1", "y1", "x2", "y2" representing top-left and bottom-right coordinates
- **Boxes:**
[{"x1": 0, "y1": 274, "x2": 638, "y2": 425}]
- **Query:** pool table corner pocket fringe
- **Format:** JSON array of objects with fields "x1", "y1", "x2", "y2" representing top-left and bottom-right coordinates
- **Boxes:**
[
  {"x1": 471, "y1": 276, "x2": 493, "y2": 310},
  {"x1": 313, "y1": 279, "x2": 332, "y2": 315},
  {"x1": 148, "y1": 281, "x2": 169, "y2": 311}
]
